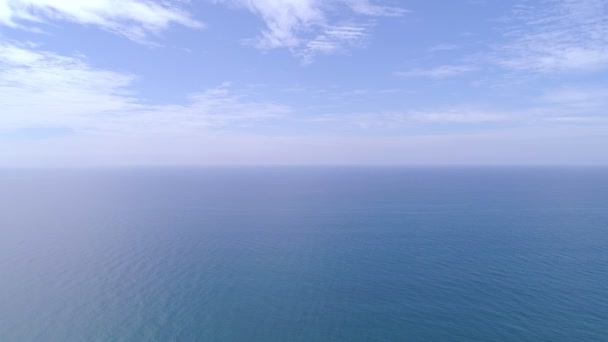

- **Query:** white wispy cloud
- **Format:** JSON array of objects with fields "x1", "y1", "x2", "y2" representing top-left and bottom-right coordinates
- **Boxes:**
[
  {"x1": 395, "y1": 65, "x2": 476, "y2": 79},
  {"x1": 1, "y1": 42, "x2": 606, "y2": 166},
  {"x1": 0, "y1": 42, "x2": 290, "y2": 136},
  {"x1": 409, "y1": 0, "x2": 608, "y2": 80},
  {"x1": 308, "y1": 83, "x2": 608, "y2": 128},
  {"x1": 539, "y1": 86, "x2": 608, "y2": 108},
  {"x1": 7, "y1": 125, "x2": 608, "y2": 166},
  {"x1": 341, "y1": 0, "x2": 406, "y2": 17},
  {"x1": 427, "y1": 43, "x2": 460, "y2": 53},
  {"x1": 213, "y1": 0, "x2": 405, "y2": 62},
  {"x1": 0, "y1": 0, "x2": 202, "y2": 42},
  {"x1": 407, "y1": 108, "x2": 508, "y2": 123},
  {"x1": 308, "y1": 107, "x2": 509, "y2": 129},
  {"x1": 0, "y1": 42, "x2": 138, "y2": 130},
  {"x1": 300, "y1": 23, "x2": 369, "y2": 63},
  {"x1": 535, "y1": 85, "x2": 608, "y2": 122},
  {"x1": 494, "y1": 0, "x2": 608, "y2": 73}
]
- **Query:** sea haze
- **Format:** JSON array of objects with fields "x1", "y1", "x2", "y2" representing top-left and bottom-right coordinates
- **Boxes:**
[{"x1": 1, "y1": 167, "x2": 607, "y2": 341}]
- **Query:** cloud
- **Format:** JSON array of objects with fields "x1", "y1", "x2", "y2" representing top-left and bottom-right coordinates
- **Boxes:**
[
  {"x1": 341, "y1": 0, "x2": 406, "y2": 17},
  {"x1": 0, "y1": 0, "x2": 202, "y2": 42},
  {"x1": 494, "y1": 0, "x2": 608, "y2": 73},
  {"x1": 539, "y1": 86, "x2": 608, "y2": 108},
  {"x1": 535, "y1": 86, "x2": 608, "y2": 122},
  {"x1": 308, "y1": 107, "x2": 509, "y2": 130},
  {"x1": 407, "y1": 108, "x2": 508, "y2": 123},
  {"x1": 415, "y1": 0, "x2": 608, "y2": 79},
  {"x1": 5, "y1": 126, "x2": 608, "y2": 166},
  {"x1": 545, "y1": 116, "x2": 608, "y2": 123},
  {"x1": 427, "y1": 43, "x2": 460, "y2": 53},
  {"x1": 1, "y1": 43, "x2": 606, "y2": 166},
  {"x1": 300, "y1": 23, "x2": 369, "y2": 63},
  {"x1": 395, "y1": 65, "x2": 475, "y2": 79},
  {"x1": 0, "y1": 42, "x2": 138, "y2": 131},
  {"x1": 213, "y1": 0, "x2": 405, "y2": 62},
  {"x1": 0, "y1": 42, "x2": 290, "y2": 138}
]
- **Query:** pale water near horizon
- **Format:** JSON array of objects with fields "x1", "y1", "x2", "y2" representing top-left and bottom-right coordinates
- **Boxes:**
[{"x1": 1, "y1": 167, "x2": 607, "y2": 341}]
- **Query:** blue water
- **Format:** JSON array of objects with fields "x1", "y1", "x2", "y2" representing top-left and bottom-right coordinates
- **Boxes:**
[{"x1": 1, "y1": 167, "x2": 607, "y2": 341}]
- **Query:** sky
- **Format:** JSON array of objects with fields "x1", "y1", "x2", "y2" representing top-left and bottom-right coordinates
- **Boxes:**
[{"x1": 1, "y1": 0, "x2": 607, "y2": 166}]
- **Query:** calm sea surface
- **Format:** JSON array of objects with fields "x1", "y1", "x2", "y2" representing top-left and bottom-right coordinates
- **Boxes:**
[{"x1": 1, "y1": 167, "x2": 607, "y2": 341}]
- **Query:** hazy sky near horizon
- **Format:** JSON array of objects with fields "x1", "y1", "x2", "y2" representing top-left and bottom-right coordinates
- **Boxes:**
[{"x1": 1, "y1": 0, "x2": 608, "y2": 166}]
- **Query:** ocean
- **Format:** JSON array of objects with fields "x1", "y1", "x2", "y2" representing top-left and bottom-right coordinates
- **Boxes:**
[{"x1": 1, "y1": 167, "x2": 607, "y2": 341}]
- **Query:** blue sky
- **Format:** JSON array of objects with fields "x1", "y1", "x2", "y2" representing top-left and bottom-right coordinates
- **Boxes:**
[{"x1": 1, "y1": 0, "x2": 607, "y2": 166}]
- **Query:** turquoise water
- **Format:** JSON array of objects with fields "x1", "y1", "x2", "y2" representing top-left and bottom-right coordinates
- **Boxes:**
[{"x1": 1, "y1": 168, "x2": 607, "y2": 341}]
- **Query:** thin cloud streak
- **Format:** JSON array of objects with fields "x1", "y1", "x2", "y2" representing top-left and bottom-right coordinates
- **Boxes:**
[
  {"x1": 0, "y1": 42, "x2": 290, "y2": 136},
  {"x1": 213, "y1": 0, "x2": 405, "y2": 62},
  {"x1": 395, "y1": 65, "x2": 476, "y2": 79},
  {"x1": 0, "y1": 0, "x2": 203, "y2": 42},
  {"x1": 494, "y1": 0, "x2": 608, "y2": 73}
]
